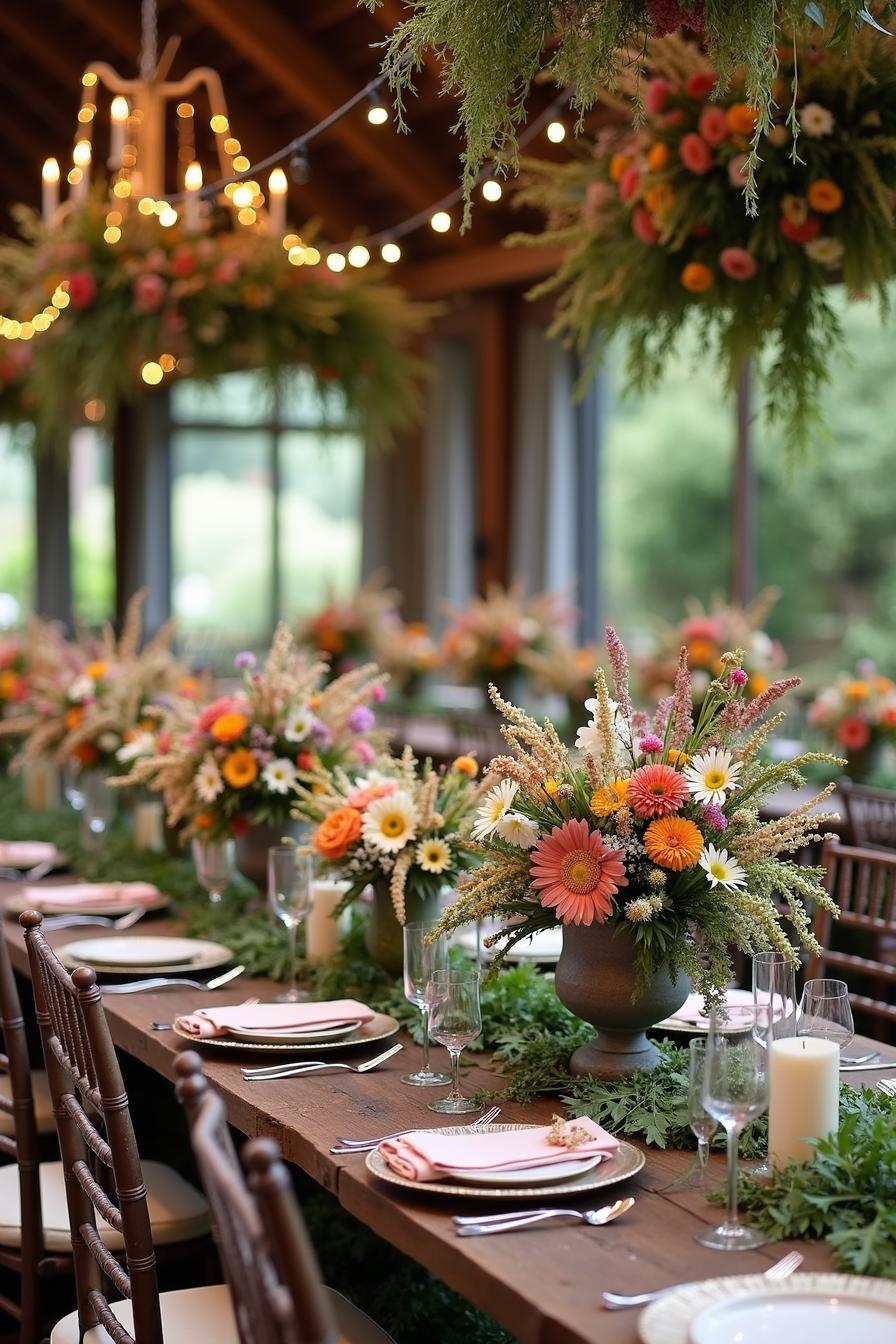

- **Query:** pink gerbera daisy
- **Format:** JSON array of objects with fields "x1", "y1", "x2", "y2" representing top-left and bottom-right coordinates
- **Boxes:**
[
  {"x1": 530, "y1": 819, "x2": 628, "y2": 926},
  {"x1": 628, "y1": 763, "x2": 690, "y2": 818}
]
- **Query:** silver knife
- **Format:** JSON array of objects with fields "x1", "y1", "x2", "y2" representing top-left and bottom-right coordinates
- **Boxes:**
[{"x1": 840, "y1": 1060, "x2": 896, "y2": 1072}]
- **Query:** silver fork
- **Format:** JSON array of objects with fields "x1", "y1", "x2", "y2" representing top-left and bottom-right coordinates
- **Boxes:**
[
  {"x1": 331, "y1": 1105, "x2": 502, "y2": 1154},
  {"x1": 241, "y1": 1042, "x2": 403, "y2": 1081},
  {"x1": 0, "y1": 858, "x2": 57, "y2": 882},
  {"x1": 842, "y1": 1050, "x2": 880, "y2": 1066},
  {"x1": 100, "y1": 964, "x2": 245, "y2": 994},
  {"x1": 41, "y1": 906, "x2": 148, "y2": 932},
  {"x1": 600, "y1": 1249, "x2": 803, "y2": 1310},
  {"x1": 456, "y1": 1197, "x2": 635, "y2": 1238}
]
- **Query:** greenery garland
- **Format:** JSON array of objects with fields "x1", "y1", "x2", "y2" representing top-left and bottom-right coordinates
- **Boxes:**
[{"x1": 364, "y1": 0, "x2": 893, "y2": 216}]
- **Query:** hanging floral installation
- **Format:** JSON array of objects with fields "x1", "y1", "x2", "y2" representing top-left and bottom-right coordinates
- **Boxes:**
[
  {"x1": 510, "y1": 28, "x2": 896, "y2": 450},
  {"x1": 0, "y1": 201, "x2": 431, "y2": 450},
  {"x1": 366, "y1": 0, "x2": 892, "y2": 214}
]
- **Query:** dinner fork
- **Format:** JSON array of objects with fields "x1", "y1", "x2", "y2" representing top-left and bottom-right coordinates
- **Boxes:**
[
  {"x1": 41, "y1": 906, "x2": 148, "y2": 932},
  {"x1": 330, "y1": 1105, "x2": 502, "y2": 1154},
  {"x1": 455, "y1": 1196, "x2": 635, "y2": 1238},
  {"x1": 0, "y1": 859, "x2": 57, "y2": 882},
  {"x1": 99, "y1": 964, "x2": 245, "y2": 994},
  {"x1": 241, "y1": 1042, "x2": 403, "y2": 1081},
  {"x1": 599, "y1": 1248, "x2": 803, "y2": 1310}
]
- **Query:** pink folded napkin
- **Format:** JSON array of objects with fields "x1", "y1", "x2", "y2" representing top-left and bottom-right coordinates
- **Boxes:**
[
  {"x1": 379, "y1": 1117, "x2": 619, "y2": 1183},
  {"x1": 670, "y1": 989, "x2": 756, "y2": 1027},
  {"x1": 0, "y1": 842, "x2": 57, "y2": 867},
  {"x1": 22, "y1": 882, "x2": 160, "y2": 912},
  {"x1": 175, "y1": 998, "x2": 375, "y2": 1040}
]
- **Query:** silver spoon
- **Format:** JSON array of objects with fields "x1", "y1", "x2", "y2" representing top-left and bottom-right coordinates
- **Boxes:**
[
  {"x1": 600, "y1": 1248, "x2": 803, "y2": 1309},
  {"x1": 455, "y1": 1196, "x2": 634, "y2": 1237}
]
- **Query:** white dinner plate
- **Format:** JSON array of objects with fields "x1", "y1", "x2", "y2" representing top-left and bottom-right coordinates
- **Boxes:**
[
  {"x1": 366, "y1": 1125, "x2": 645, "y2": 1200},
  {"x1": 456, "y1": 926, "x2": 563, "y2": 964},
  {"x1": 638, "y1": 1273, "x2": 896, "y2": 1344},
  {"x1": 229, "y1": 1020, "x2": 363, "y2": 1044},
  {"x1": 450, "y1": 1152, "x2": 604, "y2": 1187},
  {"x1": 58, "y1": 936, "x2": 234, "y2": 975},
  {"x1": 171, "y1": 1011, "x2": 401, "y2": 1053}
]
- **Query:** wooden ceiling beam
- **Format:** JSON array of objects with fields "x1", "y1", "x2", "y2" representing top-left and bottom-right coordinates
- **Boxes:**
[
  {"x1": 179, "y1": 0, "x2": 457, "y2": 216},
  {"x1": 400, "y1": 242, "x2": 565, "y2": 300},
  {"x1": 60, "y1": 0, "x2": 140, "y2": 64},
  {"x1": 0, "y1": 8, "x2": 82, "y2": 90},
  {"x1": 0, "y1": 60, "x2": 74, "y2": 139}
]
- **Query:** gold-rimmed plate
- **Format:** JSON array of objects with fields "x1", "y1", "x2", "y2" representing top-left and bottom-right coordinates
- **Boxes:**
[
  {"x1": 365, "y1": 1124, "x2": 645, "y2": 1199},
  {"x1": 171, "y1": 1011, "x2": 401, "y2": 1053}
]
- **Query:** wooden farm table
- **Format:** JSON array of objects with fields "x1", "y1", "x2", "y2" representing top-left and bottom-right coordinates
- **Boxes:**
[{"x1": 3, "y1": 904, "x2": 892, "y2": 1344}]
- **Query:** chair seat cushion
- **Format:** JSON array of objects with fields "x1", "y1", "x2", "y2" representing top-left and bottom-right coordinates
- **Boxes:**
[
  {"x1": 0, "y1": 1159, "x2": 209, "y2": 1252},
  {"x1": 0, "y1": 1069, "x2": 55, "y2": 1137}
]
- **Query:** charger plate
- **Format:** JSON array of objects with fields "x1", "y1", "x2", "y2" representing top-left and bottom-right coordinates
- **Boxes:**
[
  {"x1": 638, "y1": 1273, "x2": 896, "y2": 1344},
  {"x1": 366, "y1": 1124, "x2": 644, "y2": 1199},
  {"x1": 171, "y1": 1011, "x2": 400, "y2": 1053}
]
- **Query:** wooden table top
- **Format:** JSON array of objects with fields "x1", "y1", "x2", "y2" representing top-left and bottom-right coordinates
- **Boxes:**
[{"x1": 3, "y1": 901, "x2": 890, "y2": 1344}]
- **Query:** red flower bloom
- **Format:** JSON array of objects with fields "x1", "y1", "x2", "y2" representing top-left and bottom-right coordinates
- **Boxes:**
[
  {"x1": 67, "y1": 271, "x2": 96, "y2": 310},
  {"x1": 836, "y1": 717, "x2": 871, "y2": 751},
  {"x1": 648, "y1": 1, "x2": 704, "y2": 36},
  {"x1": 644, "y1": 77, "x2": 674, "y2": 116},
  {"x1": 685, "y1": 70, "x2": 717, "y2": 99},
  {"x1": 779, "y1": 215, "x2": 822, "y2": 244},
  {"x1": 619, "y1": 165, "x2": 641, "y2": 203},
  {"x1": 230, "y1": 814, "x2": 250, "y2": 837},
  {"x1": 679, "y1": 133, "x2": 713, "y2": 175},
  {"x1": 632, "y1": 207, "x2": 660, "y2": 244},
  {"x1": 628, "y1": 764, "x2": 690, "y2": 818}
]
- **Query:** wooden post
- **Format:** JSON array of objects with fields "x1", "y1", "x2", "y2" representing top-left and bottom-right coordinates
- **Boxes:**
[
  {"x1": 112, "y1": 400, "x2": 171, "y2": 633},
  {"x1": 474, "y1": 294, "x2": 514, "y2": 590},
  {"x1": 731, "y1": 360, "x2": 756, "y2": 606},
  {"x1": 34, "y1": 446, "x2": 71, "y2": 626}
]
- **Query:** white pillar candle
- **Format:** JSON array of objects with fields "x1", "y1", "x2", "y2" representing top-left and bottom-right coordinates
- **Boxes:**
[
  {"x1": 22, "y1": 759, "x2": 61, "y2": 812},
  {"x1": 183, "y1": 161, "x2": 203, "y2": 233},
  {"x1": 768, "y1": 1036, "x2": 840, "y2": 1167},
  {"x1": 109, "y1": 96, "x2": 129, "y2": 170},
  {"x1": 41, "y1": 158, "x2": 60, "y2": 225},
  {"x1": 306, "y1": 879, "x2": 349, "y2": 964},
  {"x1": 133, "y1": 800, "x2": 164, "y2": 852},
  {"x1": 267, "y1": 167, "x2": 288, "y2": 235}
]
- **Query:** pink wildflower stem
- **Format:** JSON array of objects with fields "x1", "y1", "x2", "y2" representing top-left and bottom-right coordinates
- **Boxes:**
[
  {"x1": 739, "y1": 677, "x2": 802, "y2": 729},
  {"x1": 669, "y1": 646, "x2": 694, "y2": 749},
  {"x1": 605, "y1": 625, "x2": 632, "y2": 720}
]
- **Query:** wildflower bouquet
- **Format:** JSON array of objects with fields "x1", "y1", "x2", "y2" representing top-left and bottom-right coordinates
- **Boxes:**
[
  {"x1": 298, "y1": 574, "x2": 403, "y2": 677},
  {"x1": 808, "y1": 662, "x2": 896, "y2": 777},
  {"x1": 440, "y1": 581, "x2": 573, "y2": 699},
  {"x1": 125, "y1": 625, "x2": 387, "y2": 842},
  {"x1": 376, "y1": 622, "x2": 438, "y2": 700},
  {"x1": 513, "y1": 26, "x2": 896, "y2": 451},
  {"x1": 521, "y1": 641, "x2": 607, "y2": 726},
  {"x1": 296, "y1": 749, "x2": 485, "y2": 922},
  {"x1": 434, "y1": 626, "x2": 840, "y2": 1006}
]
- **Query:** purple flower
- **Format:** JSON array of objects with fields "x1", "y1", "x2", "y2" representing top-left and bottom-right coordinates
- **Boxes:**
[
  {"x1": 702, "y1": 804, "x2": 728, "y2": 830},
  {"x1": 311, "y1": 721, "x2": 333, "y2": 748},
  {"x1": 234, "y1": 650, "x2": 257, "y2": 671},
  {"x1": 857, "y1": 658, "x2": 876, "y2": 679},
  {"x1": 729, "y1": 667, "x2": 749, "y2": 687},
  {"x1": 638, "y1": 733, "x2": 664, "y2": 755},
  {"x1": 347, "y1": 705, "x2": 375, "y2": 733}
]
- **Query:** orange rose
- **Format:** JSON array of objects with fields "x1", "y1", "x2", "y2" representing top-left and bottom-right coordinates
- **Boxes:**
[
  {"x1": 221, "y1": 749, "x2": 258, "y2": 788},
  {"x1": 647, "y1": 142, "x2": 669, "y2": 171},
  {"x1": 807, "y1": 179, "x2": 843, "y2": 213},
  {"x1": 210, "y1": 712, "x2": 249, "y2": 743},
  {"x1": 314, "y1": 806, "x2": 362, "y2": 860},
  {"x1": 681, "y1": 262, "x2": 714, "y2": 293},
  {"x1": 726, "y1": 103, "x2": 759, "y2": 135}
]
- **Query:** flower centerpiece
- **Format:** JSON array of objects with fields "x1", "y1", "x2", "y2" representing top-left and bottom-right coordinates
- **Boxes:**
[
  {"x1": 295, "y1": 750, "x2": 485, "y2": 972},
  {"x1": 807, "y1": 662, "x2": 896, "y2": 780},
  {"x1": 521, "y1": 640, "x2": 607, "y2": 731},
  {"x1": 125, "y1": 624, "x2": 387, "y2": 884},
  {"x1": 440, "y1": 581, "x2": 573, "y2": 704},
  {"x1": 297, "y1": 573, "x2": 403, "y2": 678},
  {"x1": 513, "y1": 27, "x2": 896, "y2": 451},
  {"x1": 433, "y1": 626, "x2": 840, "y2": 1078},
  {"x1": 0, "y1": 617, "x2": 72, "y2": 756},
  {"x1": 376, "y1": 621, "x2": 438, "y2": 702}
]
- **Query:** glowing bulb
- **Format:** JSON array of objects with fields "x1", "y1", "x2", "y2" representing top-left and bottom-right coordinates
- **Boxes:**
[
  {"x1": 78, "y1": 104, "x2": 96, "y2": 123},
  {"x1": 232, "y1": 183, "x2": 253, "y2": 209},
  {"x1": 348, "y1": 244, "x2": 370, "y2": 268},
  {"x1": 546, "y1": 120, "x2": 566, "y2": 143},
  {"x1": 268, "y1": 167, "x2": 287, "y2": 196},
  {"x1": 304, "y1": 247, "x2": 320, "y2": 265},
  {"x1": 113, "y1": 179, "x2": 132, "y2": 198},
  {"x1": 482, "y1": 177, "x2": 502, "y2": 202},
  {"x1": 84, "y1": 399, "x2": 105, "y2": 421},
  {"x1": 237, "y1": 206, "x2": 257, "y2": 225},
  {"x1": 287, "y1": 246, "x2": 306, "y2": 266},
  {"x1": 110, "y1": 96, "x2": 129, "y2": 123},
  {"x1": 138, "y1": 196, "x2": 155, "y2": 215},
  {"x1": 141, "y1": 361, "x2": 163, "y2": 385},
  {"x1": 431, "y1": 210, "x2": 451, "y2": 233},
  {"x1": 223, "y1": 137, "x2": 240, "y2": 155},
  {"x1": 159, "y1": 353, "x2": 177, "y2": 372},
  {"x1": 19, "y1": 323, "x2": 34, "y2": 341},
  {"x1": 210, "y1": 114, "x2": 229, "y2": 134},
  {"x1": 103, "y1": 225, "x2": 122, "y2": 244},
  {"x1": 32, "y1": 313, "x2": 50, "y2": 331},
  {"x1": 54, "y1": 290, "x2": 71, "y2": 309},
  {"x1": 106, "y1": 210, "x2": 122, "y2": 226},
  {"x1": 158, "y1": 206, "x2": 178, "y2": 227},
  {"x1": 282, "y1": 233, "x2": 301, "y2": 250},
  {"x1": 223, "y1": 182, "x2": 237, "y2": 199},
  {"x1": 381, "y1": 241, "x2": 401, "y2": 263},
  {"x1": 367, "y1": 104, "x2": 388, "y2": 126},
  {"x1": 82, "y1": 71, "x2": 98, "y2": 87},
  {"x1": 232, "y1": 154, "x2": 250, "y2": 172},
  {"x1": 67, "y1": 168, "x2": 82, "y2": 186},
  {"x1": 184, "y1": 160, "x2": 203, "y2": 192},
  {"x1": 42, "y1": 158, "x2": 60, "y2": 184},
  {"x1": 73, "y1": 139, "x2": 92, "y2": 168},
  {"x1": 326, "y1": 252, "x2": 346, "y2": 273},
  {"x1": 176, "y1": 102, "x2": 194, "y2": 118}
]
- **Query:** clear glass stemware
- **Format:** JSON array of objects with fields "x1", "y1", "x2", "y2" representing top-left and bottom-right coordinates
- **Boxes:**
[
  {"x1": 268, "y1": 845, "x2": 314, "y2": 1004},
  {"x1": 688, "y1": 1038, "x2": 718, "y2": 1188},
  {"x1": 799, "y1": 978, "x2": 855, "y2": 1050},
  {"x1": 78, "y1": 771, "x2": 116, "y2": 851},
  {"x1": 401, "y1": 921, "x2": 451, "y2": 1086},
  {"x1": 192, "y1": 836, "x2": 235, "y2": 907},
  {"x1": 427, "y1": 968, "x2": 482, "y2": 1114},
  {"x1": 751, "y1": 950, "x2": 797, "y2": 1175}
]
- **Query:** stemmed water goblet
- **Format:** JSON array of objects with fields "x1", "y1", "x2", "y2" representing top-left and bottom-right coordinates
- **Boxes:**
[
  {"x1": 697, "y1": 1014, "x2": 768, "y2": 1250},
  {"x1": 799, "y1": 978, "x2": 855, "y2": 1049},
  {"x1": 751, "y1": 950, "x2": 797, "y2": 1175},
  {"x1": 687, "y1": 1038, "x2": 718, "y2": 1188},
  {"x1": 63, "y1": 758, "x2": 85, "y2": 812},
  {"x1": 268, "y1": 845, "x2": 314, "y2": 1004},
  {"x1": 78, "y1": 771, "x2": 116, "y2": 851},
  {"x1": 401, "y1": 921, "x2": 451, "y2": 1087},
  {"x1": 426, "y1": 967, "x2": 482, "y2": 1114},
  {"x1": 191, "y1": 836, "x2": 235, "y2": 906}
]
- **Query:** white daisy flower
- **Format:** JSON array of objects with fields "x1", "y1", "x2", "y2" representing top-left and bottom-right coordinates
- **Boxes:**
[
  {"x1": 575, "y1": 695, "x2": 627, "y2": 758},
  {"x1": 69, "y1": 675, "x2": 95, "y2": 703},
  {"x1": 416, "y1": 837, "x2": 451, "y2": 874},
  {"x1": 684, "y1": 748, "x2": 743, "y2": 806},
  {"x1": 362, "y1": 790, "x2": 418, "y2": 853},
  {"x1": 799, "y1": 102, "x2": 834, "y2": 138},
  {"x1": 98, "y1": 732, "x2": 120, "y2": 753},
  {"x1": 699, "y1": 844, "x2": 747, "y2": 891},
  {"x1": 195, "y1": 753, "x2": 224, "y2": 803},
  {"x1": 495, "y1": 811, "x2": 539, "y2": 849},
  {"x1": 262, "y1": 757, "x2": 298, "y2": 794},
  {"x1": 805, "y1": 237, "x2": 844, "y2": 268},
  {"x1": 116, "y1": 731, "x2": 155, "y2": 764},
  {"x1": 471, "y1": 779, "x2": 519, "y2": 840},
  {"x1": 283, "y1": 704, "x2": 315, "y2": 743}
]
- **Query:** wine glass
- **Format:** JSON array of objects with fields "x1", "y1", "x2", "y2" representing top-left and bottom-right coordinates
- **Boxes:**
[
  {"x1": 192, "y1": 836, "x2": 235, "y2": 906},
  {"x1": 63, "y1": 757, "x2": 85, "y2": 812},
  {"x1": 268, "y1": 845, "x2": 314, "y2": 1004},
  {"x1": 687, "y1": 1039, "x2": 717, "y2": 1188},
  {"x1": 799, "y1": 978, "x2": 855, "y2": 1050},
  {"x1": 401, "y1": 922, "x2": 451, "y2": 1087},
  {"x1": 751, "y1": 951, "x2": 797, "y2": 1175},
  {"x1": 697, "y1": 1015, "x2": 768, "y2": 1250},
  {"x1": 426, "y1": 968, "x2": 482, "y2": 1114},
  {"x1": 78, "y1": 771, "x2": 116, "y2": 851}
]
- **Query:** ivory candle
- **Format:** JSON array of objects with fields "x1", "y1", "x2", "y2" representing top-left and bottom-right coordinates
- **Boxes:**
[
  {"x1": 22, "y1": 759, "x2": 60, "y2": 812},
  {"x1": 306, "y1": 879, "x2": 349, "y2": 963},
  {"x1": 41, "y1": 158, "x2": 60, "y2": 225},
  {"x1": 768, "y1": 1036, "x2": 840, "y2": 1167},
  {"x1": 109, "y1": 97, "x2": 129, "y2": 169},
  {"x1": 133, "y1": 801, "x2": 164, "y2": 853}
]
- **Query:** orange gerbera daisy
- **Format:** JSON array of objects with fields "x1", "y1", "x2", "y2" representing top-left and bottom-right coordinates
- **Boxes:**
[
  {"x1": 530, "y1": 819, "x2": 628, "y2": 926},
  {"x1": 221, "y1": 748, "x2": 258, "y2": 788},
  {"x1": 628, "y1": 764, "x2": 689, "y2": 819},
  {"x1": 211, "y1": 711, "x2": 249, "y2": 743},
  {"x1": 644, "y1": 816, "x2": 703, "y2": 871},
  {"x1": 452, "y1": 755, "x2": 479, "y2": 777},
  {"x1": 590, "y1": 778, "x2": 629, "y2": 818}
]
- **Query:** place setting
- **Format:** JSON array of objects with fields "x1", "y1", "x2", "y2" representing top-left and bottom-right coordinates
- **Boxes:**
[{"x1": 0, "y1": 839, "x2": 67, "y2": 882}]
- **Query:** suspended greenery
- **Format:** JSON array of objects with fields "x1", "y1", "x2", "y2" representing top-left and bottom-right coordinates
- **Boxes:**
[
  {"x1": 365, "y1": 1, "x2": 895, "y2": 216},
  {"x1": 0, "y1": 201, "x2": 431, "y2": 450}
]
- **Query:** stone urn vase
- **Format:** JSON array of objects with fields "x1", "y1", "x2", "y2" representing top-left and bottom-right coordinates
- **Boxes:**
[
  {"x1": 364, "y1": 881, "x2": 440, "y2": 976},
  {"x1": 235, "y1": 818, "x2": 312, "y2": 890},
  {"x1": 553, "y1": 921, "x2": 690, "y2": 1079}
]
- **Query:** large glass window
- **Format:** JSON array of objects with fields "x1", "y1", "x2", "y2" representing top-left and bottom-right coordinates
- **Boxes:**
[
  {"x1": 70, "y1": 427, "x2": 115, "y2": 626},
  {"x1": 0, "y1": 427, "x2": 35, "y2": 628}
]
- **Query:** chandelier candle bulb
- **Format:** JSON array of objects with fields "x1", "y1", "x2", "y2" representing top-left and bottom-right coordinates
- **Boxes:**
[
  {"x1": 183, "y1": 160, "x2": 202, "y2": 232},
  {"x1": 109, "y1": 96, "x2": 129, "y2": 169},
  {"x1": 41, "y1": 158, "x2": 60, "y2": 224},
  {"x1": 768, "y1": 1036, "x2": 840, "y2": 1167},
  {"x1": 267, "y1": 167, "x2": 288, "y2": 234},
  {"x1": 306, "y1": 879, "x2": 350, "y2": 963},
  {"x1": 71, "y1": 139, "x2": 92, "y2": 203}
]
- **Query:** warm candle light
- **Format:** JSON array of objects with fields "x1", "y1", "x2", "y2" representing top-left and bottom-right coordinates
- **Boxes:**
[
  {"x1": 71, "y1": 139, "x2": 92, "y2": 203},
  {"x1": 306, "y1": 879, "x2": 350, "y2": 963},
  {"x1": 184, "y1": 160, "x2": 202, "y2": 232},
  {"x1": 267, "y1": 166, "x2": 288, "y2": 233},
  {"x1": 109, "y1": 95, "x2": 129, "y2": 168},
  {"x1": 41, "y1": 157, "x2": 60, "y2": 224},
  {"x1": 768, "y1": 1036, "x2": 840, "y2": 1167}
]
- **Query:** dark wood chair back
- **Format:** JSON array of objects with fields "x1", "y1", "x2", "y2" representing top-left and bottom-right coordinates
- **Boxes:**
[
  {"x1": 174, "y1": 1050, "x2": 339, "y2": 1344},
  {"x1": 20, "y1": 910, "x2": 163, "y2": 1344},
  {"x1": 0, "y1": 929, "x2": 43, "y2": 1342},
  {"x1": 807, "y1": 842, "x2": 896, "y2": 1029},
  {"x1": 840, "y1": 778, "x2": 896, "y2": 851}
]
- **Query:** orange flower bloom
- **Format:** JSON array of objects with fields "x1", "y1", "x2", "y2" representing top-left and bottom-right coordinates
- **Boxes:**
[
  {"x1": 687, "y1": 637, "x2": 717, "y2": 667},
  {"x1": 64, "y1": 706, "x2": 83, "y2": 731},
  {"x1": 221, "y1": 749, "x2": 258, "y2": 788},
  {"x1": 875, "y1": 676, "x2": 895, "y2": 694},
  {"x1": 317, "y1": 630, "x2": 345, "y2": 655},
  {"x1": 194, "y1": 812, "x2": 213, "y2": 830},
  {"x1": 843, "y1": 680, "x2": 870, "y2": 702},
  {"x1": 609, "y1": 153, "x2": 631, "y2": 182},
  {"x1": 72, "y1": 742, "x2": 99, "y2": 766},
  {"x1": 488, "y1": 648, "x2": 512, "y2": 669},
  {"x1": 749, "y1": 674, "x2": 769, "y2": 695},
  {"x1": 314, "y1": 805, "x2": 362, "y2": 860},
  {"x1": 681, "y1": 263, "x2": 714, "y2": 293},
  {"x1": 807, "y1": 179, "x2": 843, "y2": 213},
  {"x1": 531, "y1": 819, "x2": 628, "y2": 926},
  {"x1": 647, "y1": 142, "x2": 669, "y2": 171},
  {"x1": 644, "y1": 181, "x2": 674, "y2": 214},
  {"x1": 628, "y1": 764, "x2": 689, "y2": 819},
  {"x1": 882, "y1": 705, "x2": 896, "y2": 728},
  {"x1": 210, "y1": 712, "x2": 249, "y2": 743},
  {"x1": 590, "y1": 778, "x2": 629, "y2": 818},
  {"x1": 726, "y1": 103, "x2": 759, "y2": 135},
  {"x1": 452, "y1": 755, "x2": 479, "y2": 777},
  {"x1": 644, "y1": 816, "x2": 703, "y2": 870},
  {"x1": 84, "y1": 660, "x2": 108, "y2": 680},
  {"x1": 666, "y1": 749, "x2": 691, "y2": 767}
]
